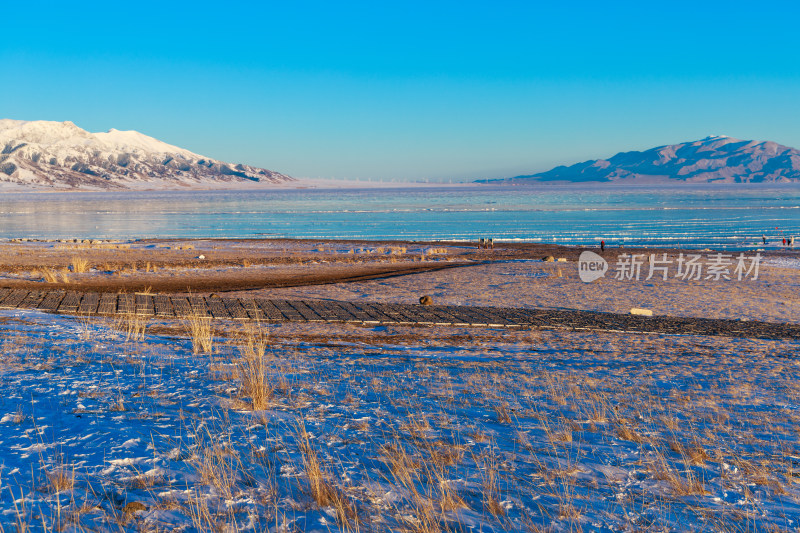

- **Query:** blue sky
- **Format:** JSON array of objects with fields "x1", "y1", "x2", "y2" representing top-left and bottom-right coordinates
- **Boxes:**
[{"x1": 2, "y1": 1, "x2": 799, "y2": 180}]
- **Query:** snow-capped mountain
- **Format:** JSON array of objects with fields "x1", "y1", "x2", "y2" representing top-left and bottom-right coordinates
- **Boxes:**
[
  {"x1": 0, "y1": 119, "x2": 293, "y2": 190},
  {"x1": 505, "y1": 136, "x2": 800, "y2": 184}
]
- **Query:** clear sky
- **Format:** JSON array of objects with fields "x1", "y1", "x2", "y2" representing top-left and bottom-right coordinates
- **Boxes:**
[{"x1": 2, "y1": 1, "x2": 799, "y2": 181}]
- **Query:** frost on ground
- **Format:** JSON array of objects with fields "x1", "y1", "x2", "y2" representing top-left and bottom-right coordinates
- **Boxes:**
[{"x1": 0, "y1": 310, "x2": 799, "y2": 531}]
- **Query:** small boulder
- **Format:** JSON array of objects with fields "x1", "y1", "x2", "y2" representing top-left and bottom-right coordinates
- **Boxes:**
[
  {"x1": 542, "y1": 255, "x2": 555, "y2": 262},
  {"x1": 419, "y1": 295, "x2": 433, "y2": 305}
]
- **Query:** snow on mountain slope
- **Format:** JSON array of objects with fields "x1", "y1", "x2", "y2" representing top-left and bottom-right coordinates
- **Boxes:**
[
  {"x1": 505, "y1": 136, "x2": 800, "y2": 184},
  {"x1": 0, "y1": 119, "x2": 293, "y2": 190}
]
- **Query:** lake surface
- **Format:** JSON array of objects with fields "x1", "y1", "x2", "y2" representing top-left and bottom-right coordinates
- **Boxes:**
[{"x1": 1, "y1": 184, "x2": 799, "y2": 249}]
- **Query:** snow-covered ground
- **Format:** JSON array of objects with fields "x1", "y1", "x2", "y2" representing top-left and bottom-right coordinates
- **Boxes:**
[
  {"x1": 764, "y1": 256, "x2": 800, "y2": 270},
  {"x1": 1, "y1": 309, "x2": 799, "y2": 531}
]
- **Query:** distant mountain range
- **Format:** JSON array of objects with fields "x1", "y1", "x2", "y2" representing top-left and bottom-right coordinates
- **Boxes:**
[
  {"x1": 499, "y1": 136, "x2": 800, "y2": 184},
  {"x1": 0, "y1": 119, "x2": 293, "y2": 190},
  {"x1": 5, "y1": 123, "x2": 797, "y2": 190}
]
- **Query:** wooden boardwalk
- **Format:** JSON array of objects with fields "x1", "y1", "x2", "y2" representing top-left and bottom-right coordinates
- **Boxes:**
[{"x1": 0, "y1": 287, "x2": 797, "y2": 340}]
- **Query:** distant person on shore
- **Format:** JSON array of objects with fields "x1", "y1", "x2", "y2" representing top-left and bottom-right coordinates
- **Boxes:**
[
  {"x1": 791, "y1": 236, "x2": 796, "y2": 248},
  {"x1": 762, "y1": 235, "x2": 767, "y2": 245},
  {"x1": 783, "y1": 238, "x2": 787, "y2": 246},
  {"x1": 600, "y1": 240, "x2": 605, "y2": 252}
]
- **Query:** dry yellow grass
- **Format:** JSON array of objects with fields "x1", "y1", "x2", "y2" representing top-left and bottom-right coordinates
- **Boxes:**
[
  {"x1": 41, "y1": 268, "x2": 59, "y2": 283},
  {"x1": 296, "y1": 419, "x2": 359, "y2": 529},
  {"x1": 117, "y1": 311, "x2": 148, "y2": 342},
  {"x1": 374, "y1": 246, "x2": 406, "y2": 255},
  {"x1": 183, "y1": 310, "x2": 213, "y2": 354},
  {"x1": 479, "y1": 452, "x2": 505, "y2": 517},
  {"x1": 615, "y1": 423, "x2": 645, "y2": 444},
  {"x1": 235, "y1": 324, "x2": 273, "y2": 410},
  {"x1": 189, "y1": 423, "x2": 242, "y2": 500},
  {"x1": 70, "y1": 256, "x2": 90, "y2": 273},
  {"x1": 494, "y1": 402, "x2": 513, "y2": 424},
  {"x1": 41, "y1": 268, "x2": 70, "y2": 283},
  {"x1": 44, "y1": 459, "x2": 75, "y2": 494}
]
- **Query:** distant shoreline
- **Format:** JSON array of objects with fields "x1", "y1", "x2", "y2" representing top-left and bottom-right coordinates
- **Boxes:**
[{"x1": 3, "y1": 179, "x2": 800, "y2": 194}]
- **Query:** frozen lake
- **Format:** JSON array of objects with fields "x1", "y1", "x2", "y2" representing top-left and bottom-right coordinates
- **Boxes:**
[{"x1": 1, "y1": 183, "x2": 799, "y2": 249}]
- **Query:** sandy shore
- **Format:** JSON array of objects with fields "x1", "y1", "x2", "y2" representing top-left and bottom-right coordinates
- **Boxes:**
[{"x1": 0, "y1": 237, "x2": 797, "y2": 323}]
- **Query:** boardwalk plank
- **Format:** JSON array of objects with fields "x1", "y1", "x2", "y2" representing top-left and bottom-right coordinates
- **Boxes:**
[
  {"x1": 0, "y1": 289, "x2": 29, "y2": 309},
  {"x1": 255, "y1": 299, "x2": 285, "y2": 321},
  {"x1": 453, "y1": 305, "x2": 499, "y2": 324},
  {"x1": 432, "y1": 305, "x2": 471, "y2": 326},
  {"x1": 287, "y1": 301, "x2": 324, "y2": 321},
  {"x1": 2, "y1": 287, "x2": 799, "y2": 340},
  {"x1": 239, "y1": 299, "x2": 264, "y2": 320},
  {"x1": 443, "y1": 306, "x2": 487, "y2": 326},
  {"x1": 335, "y1": 301, "x2": 375, "y2": 323},
  {"x1": 302, "y1": 301, "x2": 331, "y2": 320},
  {"x1": 170, "y1": 297, "x2": 192, "y2": 318},
  {"x1": 350, "y1": 302, "x2": 391, "y2": 323},
  {"x1": 117, "y1": 293, "x2": 135, "y2": 315},
  {"x1": 503, "y1": 306, "x2": 540, "y2": 325},
  {"x1": 97, "y1": 293, "x2": 118, "y2": 315},
  {"x1": 323, "y1": 301, "x2": 361, "y2": 322},
  {"x1": 398, "y1": 303, "x2": 442, "y2": 323},
  {"x1": 57, "y1": 291, "x2": 81, "y2": 313},
  {"x1": 206, "y1": 297, "x2": 232, "y2": 319},
  {"x1": 512, "y1": 308, "x2": 547, "y2": 326},
  {"x1": 37, "y1": 291, "x2": 66, "y2": 312},
  {"x1": 153, "y1": 295, "x2": 174, "y2": 317},
  {"x1": 469, "y1": 306, "x2": 514, "y2": 327},
  {"x1": 458, "y1": 307, "x2": 497, "y2": 326},
  {"x1": 135, "y1": 294, "x2": 155, "y2": 316},
  {"x1": 77, "y1": 292, "x2": 100, "y2": 315},
  {"x1": 188, "y1": 296, "x2": 211, "y2": 317},
  {"x1": 395, "y1": 304, "x2": 451, "y2": 325},
  {"x1": 378, "y1": 303, "x2": 422, "y2": 324},
  {"x1": 221, "y1": 298, "x2": 249, "y2": 320},
  {"x1": 308, "y1": 301, "x2": 346, "y2": 322},
  {"x1": 426, "y1": 305, "x2": 476, "y2": 325},
  {"x1": 271, "y1": 300, "x2": 305, "y2": 321},
  {"x1": 0, "y1": 288, "x2": 13, "y2": 306},
  {"x1": 414, "y1": 305, "x2": 458, "y2": 326},
  {"x1": 487, "y1": 306, "x2": 532, "y2": 325},
  {"x1": 20, "y1": 291, "x2": 47, "y2": 310}
]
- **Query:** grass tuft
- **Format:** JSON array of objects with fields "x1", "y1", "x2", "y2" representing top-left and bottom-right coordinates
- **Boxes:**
[
  {"x1": 235, "y1": 324, "x2": 274, "y2": 410},
  {"x1": 184, "y1": 309, "x2": 214, "y2": 354},
  {"x1": 70, "y1": 256, "x2": 90, "y2": 273}
]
